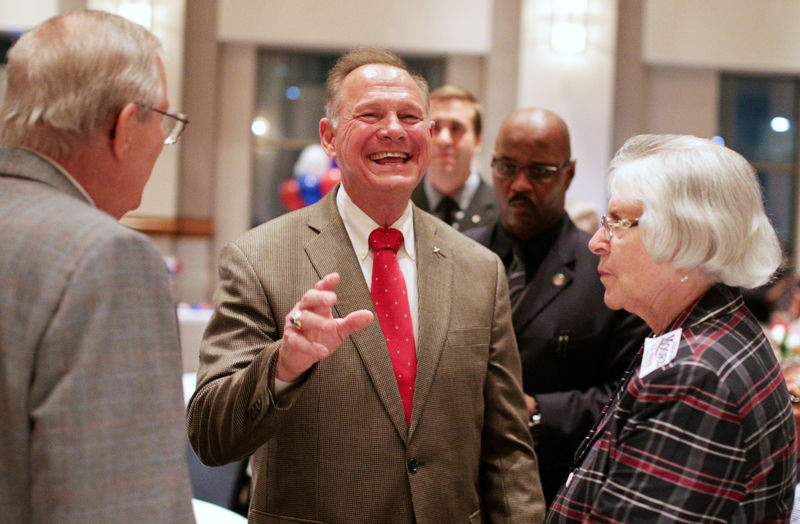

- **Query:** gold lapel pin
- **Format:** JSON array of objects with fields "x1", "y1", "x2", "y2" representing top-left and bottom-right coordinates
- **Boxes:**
[
  {"x1": 433, "y1": 246, "x2": 445, "y2": 258},
  {"x1": 552, "y1": 273, "x2": 566, "y2": 287}
]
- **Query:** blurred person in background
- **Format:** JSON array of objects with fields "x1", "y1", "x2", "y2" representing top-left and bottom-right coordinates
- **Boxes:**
[
  {"x1": 468, "y1": 107, "x2": 648, "y2": 506},
  {"x1": 411, "y1": 85, "x2": 497, "y2": 231},
  {"x1": 565, "y1": 200, "x2": 600, "y2": 235},
  {"x1": 781, "y1": 358, "x2": 800, "y2": 523}
]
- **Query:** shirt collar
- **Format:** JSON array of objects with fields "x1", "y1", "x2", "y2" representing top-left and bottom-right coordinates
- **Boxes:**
[
  {"x1": 20, "y1": 147, "x2": 96, "y2": 207},
  {"x1": 495, "y1": 213, "x2": 566, "y2": 265},
  {"x1": 336, "y1": 184, "x2": 416, "y2": 262},
  {"x1": 423, "y1": 169, "x2": 480, "y2": 211}
]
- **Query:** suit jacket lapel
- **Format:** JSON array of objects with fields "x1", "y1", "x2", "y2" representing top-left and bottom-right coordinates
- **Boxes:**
[
  {"x1": 461, "y1": 179, "x2": 496, "y2": 226},
  {"x1": 512, "y1": 219, "x2": 576, "y2": 330},
  {"x1": 304, "y1": 189, "x2": 410, "y2": 441},
  {"x1": 408, "y1": 208, "x2": 453, "y2": 436}
]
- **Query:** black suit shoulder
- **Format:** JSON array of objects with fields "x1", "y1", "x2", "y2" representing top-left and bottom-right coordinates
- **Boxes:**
[
  {"x1": 410, "y1": 182, "x2": 431, "y2": 213},
  {"x1": 411, "y1": 178, "x2": 498, "y2": 232},
  {"x1": 459, "y1": 179, "x2": 498, "y2": 231}
]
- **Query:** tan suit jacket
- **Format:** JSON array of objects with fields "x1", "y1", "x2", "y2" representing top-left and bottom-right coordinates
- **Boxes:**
[{"x1": 187, "y1": 187, "x2": 544, "y2": 523}]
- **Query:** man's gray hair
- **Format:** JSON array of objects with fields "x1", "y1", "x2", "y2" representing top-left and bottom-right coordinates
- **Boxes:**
[
  {"x1": 608, "y1": 134, "x2": 782, "y2": 288},
  {"x1": 324, "y1": 47, "x2": 429, "y2": 127},
  {"x1": 0, "y1": 10, "x2": 164, "y2": 162}
]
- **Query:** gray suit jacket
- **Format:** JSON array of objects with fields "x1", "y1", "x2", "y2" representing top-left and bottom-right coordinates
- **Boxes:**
[
  {"x1": 187, "y1": 186, "x2": 544, "y2": 524},
  {"x1": 0, "y1": 148, "x2": 194, "y2": 522},
  {"x1": 411, "y1": 176, "x2": 498, "y2": 232}
]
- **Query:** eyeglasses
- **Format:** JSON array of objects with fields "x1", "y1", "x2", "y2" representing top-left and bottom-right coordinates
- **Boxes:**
[
  {"x1": 491, "y1": 158, "x2": 568, "y2": 184},
  {"x1": 136, "y1": 102, "x2": 189, "y2": 145},
  {"x1": 600, "y1": 215, "x2": 639, "y2": 238}
]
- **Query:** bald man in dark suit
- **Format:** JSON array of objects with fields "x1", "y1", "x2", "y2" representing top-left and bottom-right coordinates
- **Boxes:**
[{"x1": 468, "y1": 108, "x2": 649, "y2": 506}]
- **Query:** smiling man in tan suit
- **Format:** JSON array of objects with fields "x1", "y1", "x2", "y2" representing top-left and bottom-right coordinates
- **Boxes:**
[{"x1": 187, "y1": 48, "x2": 544, "y2": 523}]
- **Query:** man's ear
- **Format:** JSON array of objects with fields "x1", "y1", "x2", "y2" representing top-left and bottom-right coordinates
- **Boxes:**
[
  {"x1": 563, "y1": 159, "x2": 577, "y2": 190},
  {"x1": 110, "y1": 102, "x2": 138, "y2": 159},
  {"x1": 319, "y1": 118, "x2": 337, "y2": 159}
]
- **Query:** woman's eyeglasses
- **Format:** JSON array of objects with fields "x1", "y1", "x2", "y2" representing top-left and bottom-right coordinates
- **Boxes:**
[{"x1": 600, "y1": 215, "x2": 639, "y2": 238}]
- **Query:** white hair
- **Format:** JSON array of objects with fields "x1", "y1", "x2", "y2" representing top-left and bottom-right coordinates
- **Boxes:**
[
  {"x1": 608, "y1": 134, "x2": 782, "y2": 288},
  {"x1": 0, "y1": 10, "x2": 164, "y2": 162}
]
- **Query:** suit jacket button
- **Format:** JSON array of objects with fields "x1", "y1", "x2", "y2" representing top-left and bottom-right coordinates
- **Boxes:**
[{"x1": 407, "y1": 459, "x2": 419, "y2": 473}]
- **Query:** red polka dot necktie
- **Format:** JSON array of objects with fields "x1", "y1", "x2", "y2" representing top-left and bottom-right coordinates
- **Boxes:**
[{"x1": 369, "y1": 227, "x2": 417, "y2": 425}]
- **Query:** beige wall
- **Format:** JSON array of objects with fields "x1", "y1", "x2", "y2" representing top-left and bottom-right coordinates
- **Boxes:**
[
  {"x1": 1, "y1": 0, "x2": 59, "y2": 31},
  {"x1": 217, "y1": 0, "x2": 492, "y2": 54},
  {"x1": 615, "y1": 1, "x2": 720, "y2": 149},
  {"x1": 518, "y1": 0, "x2": 619, "y2": 213},
  {"x1": 643, "y1": 0, "x2": 800, "y2": 73},
  {"x1": 645, "y1": 66, "x2": 718, "y2": 137}
]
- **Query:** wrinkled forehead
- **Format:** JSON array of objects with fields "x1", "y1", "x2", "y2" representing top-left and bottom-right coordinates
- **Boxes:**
[
  {"x1": 431, "y1": 99, "x2": 477, "y2": 128},
  {"x1": 340, "y1": 64, "x2": 425, "y2": 107},
  {"x1": 495, "y1": 130, "x2": 566, "y2": 161}
]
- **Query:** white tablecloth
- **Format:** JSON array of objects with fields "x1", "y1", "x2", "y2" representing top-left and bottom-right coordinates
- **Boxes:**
[
  {"x1": 193, "y1": 498, "x2": 246, "y2": 523},
  {"x1": 177, "y1": 304, "x2": 213, "y2": 373}
]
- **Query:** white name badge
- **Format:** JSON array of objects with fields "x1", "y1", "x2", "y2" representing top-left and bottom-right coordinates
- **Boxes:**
[{"x1": 640, "y1": 328, "x2": 682, "y2": 379}]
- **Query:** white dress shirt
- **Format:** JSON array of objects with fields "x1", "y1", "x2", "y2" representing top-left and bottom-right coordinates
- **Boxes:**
[
  {"x1": 275, "y1": 186, "x2": 420, "y2": 393},
  {"x1": 336, "y1": 185, "x2": 419, "y2": 344},
  {"x1": 422, "y1": 169, "x2": 481, "y2": 214}
]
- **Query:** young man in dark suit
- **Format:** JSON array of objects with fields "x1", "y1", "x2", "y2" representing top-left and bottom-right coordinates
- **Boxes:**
[{"x1": 411, "y1": 85, "x2": 497, "y2": 231}]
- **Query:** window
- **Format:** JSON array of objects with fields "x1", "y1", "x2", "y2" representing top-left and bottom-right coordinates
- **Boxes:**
[
  {"x1": 719, "y1": 74, "x2": 798, "y2": 258},
  {"x1": 0, "y1": 33, "x2": 20, "y2": 102}
]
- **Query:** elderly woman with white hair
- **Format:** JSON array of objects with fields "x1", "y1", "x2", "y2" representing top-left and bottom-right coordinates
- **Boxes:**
[{"x1": 546, "y1": 134, "x2": 797, "y2": 523}]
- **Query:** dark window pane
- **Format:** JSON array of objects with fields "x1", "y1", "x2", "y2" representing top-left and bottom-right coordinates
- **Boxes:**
[{"x1": 719, "y1": 74, "x2": 797, "y2": 258}]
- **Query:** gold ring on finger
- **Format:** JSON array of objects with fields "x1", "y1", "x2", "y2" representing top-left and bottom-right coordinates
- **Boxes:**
[{"x1": 289, "y1": 310, "x2": 303, "y2": 331}]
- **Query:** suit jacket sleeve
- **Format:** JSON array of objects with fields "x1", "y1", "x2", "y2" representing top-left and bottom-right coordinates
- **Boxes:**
[
  {"x1": 481, "y1": 255, "x2": 547, "y2": 523},
  {"x1": 29, "y1": 230, "x2": 194, "y2": 523},
  {"x1": 535, "y1": 309, "x2": 646, "y2": 455},
  {"x1": 187, "y1": 241, "x2": 307, "y2": 466}
]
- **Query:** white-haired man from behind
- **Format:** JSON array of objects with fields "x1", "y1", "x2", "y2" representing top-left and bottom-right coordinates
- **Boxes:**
[{"x1": 0, "y1": 10, "x2": 194, "y2": 522}]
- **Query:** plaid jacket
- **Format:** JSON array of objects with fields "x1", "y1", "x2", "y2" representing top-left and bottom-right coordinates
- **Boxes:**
[{"x1": 547, "y1": 284, "x2": 796, "y2": 523}]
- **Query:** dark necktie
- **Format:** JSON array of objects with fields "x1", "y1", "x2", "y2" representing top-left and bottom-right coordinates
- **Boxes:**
[
  {"x1": 507, "y1": 247, "x2": 527, "y2": 308},
  {"x1": 435, "y1": 197, "x2": 458, "y2": 226},
  {"x1": 369, "y1": 228, "x2": 417, "y2": 424}
]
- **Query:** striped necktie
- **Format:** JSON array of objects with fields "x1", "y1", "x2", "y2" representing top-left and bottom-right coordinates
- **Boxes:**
[{"x1": 507, "y1": 247, "x2": 527, "y2": 308}]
